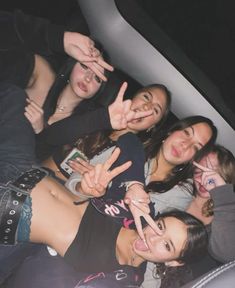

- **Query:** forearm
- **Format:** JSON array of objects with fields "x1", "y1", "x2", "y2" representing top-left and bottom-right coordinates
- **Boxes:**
[
  {"x1": 209, "y1": 184, "x2": 235, "y2": 262},
  {"x1": 38, "y1": 107, "x2": 111, "y2": 145}
]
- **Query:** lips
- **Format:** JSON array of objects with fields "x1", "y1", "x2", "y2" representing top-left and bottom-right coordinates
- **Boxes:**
[
  {"x1": 195, "y1": 181, "x2": 208, "y2": 195},
  {"x1": 77, "y1": 82, "x2": 88, "y2": 92},
  {"x1": 171, "y1": 145, "x2": 181, "y2": 157},
  {"x1": 134, "y1": 238, "x2": 149, "y2": 252}
]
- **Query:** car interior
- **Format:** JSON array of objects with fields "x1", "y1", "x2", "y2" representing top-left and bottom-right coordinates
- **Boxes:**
[{"x1": 1, "y1": 0, "x2": 235, "y2": 287}]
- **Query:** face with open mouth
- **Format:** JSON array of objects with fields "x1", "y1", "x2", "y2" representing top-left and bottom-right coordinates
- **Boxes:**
[
  {"x1": 127, "y1": 87, "x2": 167, "y2": 132},
  {"x1": 132, "y1": 216, "x2": 187, "y2": 264}
]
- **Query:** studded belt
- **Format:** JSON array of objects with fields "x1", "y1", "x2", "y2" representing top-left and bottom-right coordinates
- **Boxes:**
[{"x1": 0, "y1": 167, "x2": 48, "y2": 245}]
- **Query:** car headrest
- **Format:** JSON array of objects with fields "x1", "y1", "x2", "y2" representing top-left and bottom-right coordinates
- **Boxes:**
[{"x1": 182, "y1": 261, "x2": 235, "y2": 288}]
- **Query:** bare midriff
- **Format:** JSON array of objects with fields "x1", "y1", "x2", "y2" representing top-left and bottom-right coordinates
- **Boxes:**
[{"x1": 29, "y1": 176, "x2": 88, "y2": 256}]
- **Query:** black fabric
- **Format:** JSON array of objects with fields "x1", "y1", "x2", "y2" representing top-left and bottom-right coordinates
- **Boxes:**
[
  {"x1": 36, "y1": 105, "x2": 112, "y2": 162},
  {"x1": 64, "y1": 202, "x2": 121, "y2": 273},
  {"x1": 0, "y1": 10, "x2": 65, "y2": 88}
]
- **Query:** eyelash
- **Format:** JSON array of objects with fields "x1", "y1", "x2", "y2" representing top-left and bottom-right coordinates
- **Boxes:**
[
  {"x1": 95, "y1": 75, "x2": 102, "y2": 84},
  {"x1": 80, "y1": 63, "x2": 102, "y2": 84},
  {"x1": 143, "y1": 94, "x2": 159, "y2": 115},
  {"x1": 184, "y1": 129, "x2": 190, "y2": 136},
  {"x1": 143, "y1": 94, "x2": 150, "y2": 101},
  {"x1": 80, "y1": 63, "x2": 88, "y2": 70},
  {"x1": 164, "y1": 241, "x2": 171, "y2": 251}
]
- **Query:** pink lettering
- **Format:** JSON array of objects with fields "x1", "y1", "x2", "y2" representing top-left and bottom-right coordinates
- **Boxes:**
[
  {"x1": 123, "y1": 218, "x2": 134, "y2": 228},
  {"x1": 83, "y1": 272, "x2": 105, "y2": 283}
]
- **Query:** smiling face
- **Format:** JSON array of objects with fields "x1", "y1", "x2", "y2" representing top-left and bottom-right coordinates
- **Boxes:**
[
  {"x1": 193, "y1": 152, "x2": 219, "y2": 198},
  {"x1": 161, "y1": 122, "x2": 213, "y2": 166},
  {"x1": 133, "y1": 217, "x2": 187, "y2": 264},
  {"x1": 127, "y1": 87, "x2": 168, "y2": 132},
  {"x1": 69, "y1": 60, "x2": 103, "y2": 99}
]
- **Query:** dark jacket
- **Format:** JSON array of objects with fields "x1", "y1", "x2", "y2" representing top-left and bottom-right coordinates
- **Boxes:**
[{"x1": 0, "y1": 9, "x2": 65, "y2": 87}]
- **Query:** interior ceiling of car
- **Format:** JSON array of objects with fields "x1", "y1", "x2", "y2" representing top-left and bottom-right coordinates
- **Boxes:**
[
  {"x1": 2, "y1": 0, "x2": 235, "y2": 155},
  {"x1": 77, "y1": 0, "x2": 235, "y2": 155}
]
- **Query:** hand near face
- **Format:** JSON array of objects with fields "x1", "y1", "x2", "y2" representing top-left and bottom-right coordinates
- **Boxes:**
[
  {"x1": 193, "y1": 159, "x2": 226, "y2": 191},
  {"x1": 79, "y1": 148, "x2": 132, "y2": 197},
  {"x1": 108, "y1": 82, "x2": 153, "y2": 130},
  {"x1": 24, "y1": 98, "x2": 44, "y2": 134},
  {"x1": 63, "y1": 32, "x2": 113, "y2": 81},
  {"x1": 124, "y1": 184, "x2": 159, "y2": 240}
]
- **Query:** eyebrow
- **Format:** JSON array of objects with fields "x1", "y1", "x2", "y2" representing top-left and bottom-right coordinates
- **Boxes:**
[
  {"x1": 148, "y1": 91, "x2": 163, "y2": 113},
  {"x1": 190, "y1": 126, "x2": 203, "y2": 148},
  {"x1": 162, "y1": 218, "x2": 176, "y2": 253}
]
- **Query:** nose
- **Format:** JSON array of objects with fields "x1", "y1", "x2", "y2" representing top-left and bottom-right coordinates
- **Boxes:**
[
  {"x1": 84, "y1": 70, "x2": 93, "y2": 82},
  {"x1": 181, "y1": 139, "x2": 193, "y2": 151},
  {"x1": 142, "y1": 102, "x2": 153, "y2": 111}
]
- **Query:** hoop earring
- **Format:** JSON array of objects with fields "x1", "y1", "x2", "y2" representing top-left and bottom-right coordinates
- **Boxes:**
[{"x1": 152, "y1": 263, "x2": 167, "y2": 279}]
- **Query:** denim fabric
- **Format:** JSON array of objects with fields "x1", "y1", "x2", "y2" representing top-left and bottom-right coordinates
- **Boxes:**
[
  {"x1": 0, "y1": 82, "x2": 36, "y2": 184},
  {"x1": 0, "y1": 83, "x2": 39, "y2": 284}
]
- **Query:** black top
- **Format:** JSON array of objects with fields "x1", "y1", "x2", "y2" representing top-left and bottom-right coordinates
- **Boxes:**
[
  {"x1": 36, "y1": 105, "x2": 112, "y2": 161},
  {"x1": 0, "y1": 9, "x2": 65, "y2": 88},
  {"x1": 0, "y1": 10, "x2": 113, "y2": 161},
  {"x1": 64, "y1": 202, "x2": 123, "y2": 272}
]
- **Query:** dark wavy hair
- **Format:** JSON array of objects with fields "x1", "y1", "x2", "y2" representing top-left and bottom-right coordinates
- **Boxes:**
[
  {"x1": 43, "y1": 41, "x2": 110, "y2": 121},
  {"x1": 145, "y1": 115, "x2": 217, "y2": 193},
  {"x1": 137, "y1": 83, "x2": 172, "y2": 142},
  {"x1": 156, "y1": 210, "x2": 208, "y2": 264},
  {"x1": 63, "y1": 83, "x2": 172, "y2": 161}
]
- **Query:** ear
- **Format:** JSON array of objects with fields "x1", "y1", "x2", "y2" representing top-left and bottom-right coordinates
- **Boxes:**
[{"x1": 165, "y1": 260, "x2": 184, "y2": 267}]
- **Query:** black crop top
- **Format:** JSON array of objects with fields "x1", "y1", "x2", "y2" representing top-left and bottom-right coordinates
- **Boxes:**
[{"x1": 64, "y1": 203, "x2": 123, "y2": 273}]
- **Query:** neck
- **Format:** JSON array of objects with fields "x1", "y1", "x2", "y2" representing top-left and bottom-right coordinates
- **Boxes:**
[
  {"x1": 150, "y1": 150, "x2": 175, "y2": 181},
  {"x1": 116, "y1": 228, "x2": 145, "y2": 267},
  {"x1": 187, "y1": 196, "x2": 213, "y2": 224},
  {"x1": 56, "y1": 84, "x2": 83, "y2": 113}
]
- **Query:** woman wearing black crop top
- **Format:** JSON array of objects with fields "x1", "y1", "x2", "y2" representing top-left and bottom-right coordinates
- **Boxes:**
[{"x1": 0, "y1": 84, "x2": 207, "y2": 287}]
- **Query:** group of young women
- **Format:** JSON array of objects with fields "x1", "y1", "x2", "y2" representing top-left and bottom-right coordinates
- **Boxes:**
[{"x1": 0, "y1": 8, "x2": 234, "y2": 288}]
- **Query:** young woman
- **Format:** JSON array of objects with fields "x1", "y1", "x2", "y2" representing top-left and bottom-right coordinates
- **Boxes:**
[
  {"x1": 0, "y1": 9, "x2": 113, "y2": 133},
  {"x1": 66, "y1": 114, "x2": 217, "y2": 239},
  {"x1": 142, "y1": 144, "x2": 235, "y2": 288},
  {"x1": 0, "y1": 85, "x2": 208, "y2": 288},
  {"x1": 188, "y1": 144, "x2": 235, "y2": 262},
  {"x1": 42, "y1": 83, "x2": 171, "y2": 180}
]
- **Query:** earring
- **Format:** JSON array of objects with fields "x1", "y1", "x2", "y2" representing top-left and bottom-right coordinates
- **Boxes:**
[{"x1": 152, "y1": 263, "x2": 167, "y2": 279}]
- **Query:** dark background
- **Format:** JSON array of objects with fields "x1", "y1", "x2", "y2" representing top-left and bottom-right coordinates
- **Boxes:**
[{"x1": 2, "y1": 0, "x2": 235, "y2": 113}]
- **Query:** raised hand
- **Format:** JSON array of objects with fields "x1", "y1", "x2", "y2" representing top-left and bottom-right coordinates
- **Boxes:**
[
  {"x1": 108, "y1": 82, "x2": 153, "y2": 130},
  {"x1": 124, "y1": 183, "x2": 159, "y2": 240},
  {"x1": 193, "y1": 159, "x2": 226, "y2": 191},
  {"x1": 24, "y1": 98, "x2": 44, "y2": 134},
  {"x1": 80, "y1": 148, "x2": 132, "y2": 197},
  {"x1": 69, "y1": 157, "x2": 94, "y2": 175},
  {"x1": 63, "y1": 32, "x2": 113, "y2": 81}
]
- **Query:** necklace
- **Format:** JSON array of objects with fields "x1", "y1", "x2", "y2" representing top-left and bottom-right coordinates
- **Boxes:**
[{"x1": 54, "y1": 104, "x2": 73, "y2": 114}]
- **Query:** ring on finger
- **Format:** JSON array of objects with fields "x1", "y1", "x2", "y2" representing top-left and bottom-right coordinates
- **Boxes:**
[{"x1": 207, "y1": 178, "x2": 215, "y2": 185}]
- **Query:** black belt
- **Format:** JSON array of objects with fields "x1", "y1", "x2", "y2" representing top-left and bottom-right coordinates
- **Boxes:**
[{"x1": 0, "y1": 167, "x2": 48, "y2": 245}]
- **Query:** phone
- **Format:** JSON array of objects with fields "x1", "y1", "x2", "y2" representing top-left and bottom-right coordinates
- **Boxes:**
[{"x1": 60, "y1": 148, "x2": 88, "y2": 175}]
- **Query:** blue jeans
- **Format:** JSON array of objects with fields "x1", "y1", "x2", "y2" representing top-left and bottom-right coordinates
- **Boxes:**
[
  {"x1": 0, "y1": 82, "x2": 37, "y2": 183},
  {"x1": 0, "y1": 83, "x2": 40, "y2": 284}
]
